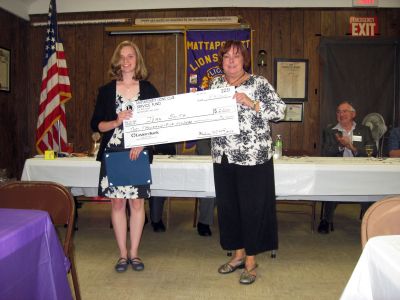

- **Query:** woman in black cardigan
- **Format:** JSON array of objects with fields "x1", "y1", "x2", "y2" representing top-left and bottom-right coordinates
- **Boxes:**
[{"x1": 91, "y1": 40, "x2": 159, "y2": 273}]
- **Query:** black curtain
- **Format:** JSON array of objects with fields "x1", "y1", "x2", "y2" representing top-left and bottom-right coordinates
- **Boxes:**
[{"x1": 320, "y1": 37, "x2": 400, "y2": 153}]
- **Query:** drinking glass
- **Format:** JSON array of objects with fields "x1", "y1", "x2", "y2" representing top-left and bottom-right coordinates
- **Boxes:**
[{"x1": 364, "y1": 144, "x2": 374, "y2": 159}]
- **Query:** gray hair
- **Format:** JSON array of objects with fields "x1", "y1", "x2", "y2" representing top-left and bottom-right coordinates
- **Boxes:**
[{"x1": 337, "y1": 101, "x2": 356, "y2": 112}]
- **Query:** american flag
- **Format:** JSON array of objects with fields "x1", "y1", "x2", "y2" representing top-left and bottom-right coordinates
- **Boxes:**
[{"x1": 36, "y1": 0, "x2": 72, "y2": 154}]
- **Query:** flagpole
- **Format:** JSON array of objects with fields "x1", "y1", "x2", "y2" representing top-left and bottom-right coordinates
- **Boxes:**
[
  {"x1": 57, "y1": 119, "x2": 61, "y2": 152},
  {"x1": 54, "y1": 0, "x2": 61, "y2": 153}
]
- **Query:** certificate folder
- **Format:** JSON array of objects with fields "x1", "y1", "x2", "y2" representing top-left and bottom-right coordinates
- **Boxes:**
[{"x1": 104, "y1": 150, "x2": 152, "y2": 186}]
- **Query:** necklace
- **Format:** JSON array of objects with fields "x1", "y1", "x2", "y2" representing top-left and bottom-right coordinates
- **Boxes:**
[{"x1": 226, "y1": 72, "x2": 248, "y2": 86}]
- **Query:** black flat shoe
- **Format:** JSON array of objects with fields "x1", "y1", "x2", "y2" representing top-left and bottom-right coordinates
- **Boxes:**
[
  {"x1": 318, "y1": 219, "x2": 333, "y2": 234},
  {"x1": 151, "y1": 220, "x2": 166, "y2": 232},
  {"x1": 115, "y1": 257, "x2": 129, "y2": 273},
  {"x1": 197, "y1": 222, "x2": 212, "y2": 236},
  {"x1": 130, "y1": 257, "x2": 144, "y2": 271}
]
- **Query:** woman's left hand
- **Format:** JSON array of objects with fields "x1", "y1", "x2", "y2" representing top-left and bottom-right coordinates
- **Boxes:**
[
  {"x1": 129, "y1": 146, "x2": 144, "y2": 160},
  {"x1": 234, "y1": 92, "x2": 252, "y2": 108}
]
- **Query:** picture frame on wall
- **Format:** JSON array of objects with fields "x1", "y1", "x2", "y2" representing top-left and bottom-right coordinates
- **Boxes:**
[
  {"x1": 283, "y1": 102, "x2": 303, "y2": 122},
  {"x1": 0, "y1": 47, "x2": 10, "y2": 92},
  {"x1": 274, "y1": 58, "x2": 308, "y2": 102}
]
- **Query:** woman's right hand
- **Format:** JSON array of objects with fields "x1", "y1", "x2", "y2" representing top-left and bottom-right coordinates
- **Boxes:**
[
  {"x1": 98, "y1": 109, "x2": 133, "y2": 133},
  {"x1": 116, "y1": 110, "x2": 133, "y2": 127}
]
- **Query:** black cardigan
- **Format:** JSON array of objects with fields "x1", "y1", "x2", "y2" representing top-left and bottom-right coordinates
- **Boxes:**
[{"x1": 90, "y1": 80, "x2": 160, "y2": 161}]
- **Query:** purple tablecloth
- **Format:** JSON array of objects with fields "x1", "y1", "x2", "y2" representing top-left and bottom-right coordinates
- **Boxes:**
[{"x1": 0, "y1": 208, "x2": 72, "y2": 300}]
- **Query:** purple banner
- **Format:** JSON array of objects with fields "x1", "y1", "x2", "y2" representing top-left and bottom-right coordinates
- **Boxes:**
[
  {"x1": 183, "y1": 29, "x2": 251, "y2": 152},
  {"x1": 186, "y1": 30, "x2": 251, "y2": 93}
]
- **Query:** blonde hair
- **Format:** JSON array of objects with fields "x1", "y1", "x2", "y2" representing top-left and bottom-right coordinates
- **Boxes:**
[{"x1": 108, "y1": 40, "x2": 148, "y2": 80}]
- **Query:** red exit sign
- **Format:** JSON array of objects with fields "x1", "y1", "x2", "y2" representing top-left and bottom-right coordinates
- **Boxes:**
[
  {"x1": 350, "y1": 16, "x2": 378, "y2": 36},
  {"x1": 352, "y1": 0, "x2": 379, "y2": 7}
]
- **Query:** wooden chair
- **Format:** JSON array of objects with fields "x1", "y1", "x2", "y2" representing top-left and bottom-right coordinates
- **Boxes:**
[
  {"x1": 277, "y1": 149, "x2": 317, "y2": 231},
  {"x1": 361, "y1": 195, "x2": 400, "y2": 249},
  {"x1": 0, "y1": 181, "x2": 81, "y2": 300}
]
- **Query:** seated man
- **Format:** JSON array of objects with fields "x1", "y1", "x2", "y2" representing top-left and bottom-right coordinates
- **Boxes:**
[
  {"x1": 318, "y1": 101, "x2": 376, "y2": 234},
  {"x1": 388, "y1": 127, "x2": 400, "y2": 157}
]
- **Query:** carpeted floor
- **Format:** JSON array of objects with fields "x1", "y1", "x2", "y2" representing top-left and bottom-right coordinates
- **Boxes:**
[{"x1": 71, "y1": 199, "x2": 363, "y2": 300}]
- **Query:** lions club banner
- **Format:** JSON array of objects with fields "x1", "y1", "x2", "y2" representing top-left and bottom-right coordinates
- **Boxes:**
[
  {"x1": 183, "y1": 29, "x2": 251, "y2": 152},
  {"x1": 185, "y1": 29, "x2": 252, "y2": 93}
]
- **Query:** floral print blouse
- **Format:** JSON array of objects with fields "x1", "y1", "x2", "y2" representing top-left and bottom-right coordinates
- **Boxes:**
[{"x1": 210, "y1": 74, "x2": 286, "y2": 166}]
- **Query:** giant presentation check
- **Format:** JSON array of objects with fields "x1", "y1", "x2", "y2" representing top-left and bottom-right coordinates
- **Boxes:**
[{"x1": 123, "y1": 86, "x2": 239, "y2": 148}]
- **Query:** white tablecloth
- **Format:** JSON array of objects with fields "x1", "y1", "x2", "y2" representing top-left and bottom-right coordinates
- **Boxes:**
[
  {"x1": 21, "y1": 156, "x2": 400, "y2": 200},
  {"x1": 341, "y1": 235, "x2": 400, "y2": 300}
]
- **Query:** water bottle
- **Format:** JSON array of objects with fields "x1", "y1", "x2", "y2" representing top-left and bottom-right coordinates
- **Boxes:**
[{"x1": 273, "y1": 134, "x2": 283, "y2": 159}]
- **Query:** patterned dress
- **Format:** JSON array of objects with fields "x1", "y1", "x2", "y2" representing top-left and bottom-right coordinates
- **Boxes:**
[{"x1": 98, "y1": 93, "x2": 151, "y2": 199}]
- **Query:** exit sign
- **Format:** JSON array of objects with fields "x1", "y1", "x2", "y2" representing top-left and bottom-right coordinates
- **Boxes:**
[
  {"x1": 352, "y1": 0, "x2": 379, "y2": 7},
  {"x1": 350, "y1": 16, "x2": 378, "y2": 36}
]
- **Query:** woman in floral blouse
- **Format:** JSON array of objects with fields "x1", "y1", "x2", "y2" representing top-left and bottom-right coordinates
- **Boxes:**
[
  {"x1": 211, "y1": 40, "x2": 286, "y2": 284},
  {"x1": 91, "y1": 41, "x2": 159, "y2": 273}
]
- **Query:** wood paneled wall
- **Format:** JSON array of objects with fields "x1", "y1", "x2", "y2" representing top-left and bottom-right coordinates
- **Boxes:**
[
  {"x1": 2, "y1": 7, "x2": 400, "y2": 178},
  {"x1": 0, "y1": 9, "x2": 29, "y2": 178}
]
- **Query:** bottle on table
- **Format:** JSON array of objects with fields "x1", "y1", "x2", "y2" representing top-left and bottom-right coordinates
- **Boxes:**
[{"x1": 273, "y1": 134, "x2": 283, "y2": 159}]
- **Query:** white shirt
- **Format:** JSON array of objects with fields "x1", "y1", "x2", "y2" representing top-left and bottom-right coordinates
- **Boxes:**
[{"x1": 333, "y1": 121, "x2": 356, "y2": 157}]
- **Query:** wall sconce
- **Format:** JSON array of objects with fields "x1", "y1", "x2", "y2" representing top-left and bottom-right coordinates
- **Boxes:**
[{"x1": 257, "y1": 50, "x2": 267, "y2": 67}]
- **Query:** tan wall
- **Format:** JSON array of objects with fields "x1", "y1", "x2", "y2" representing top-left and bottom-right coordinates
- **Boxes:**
[{"x1": 1, "y1": 7, "x2": 400, "y2": 177}]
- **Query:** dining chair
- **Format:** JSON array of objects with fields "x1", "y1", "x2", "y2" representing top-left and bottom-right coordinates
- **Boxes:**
[
  {"x1": 0, "y1": 181, "x2": 81, "y2": 300},
  {"x1": 361, "y1": 195, "x2": 400, "y2": 249}
]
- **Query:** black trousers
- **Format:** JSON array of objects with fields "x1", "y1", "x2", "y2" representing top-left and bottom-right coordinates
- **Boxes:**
[
  {"x1": 213, "y1": 156, "x2": 278, "y2": 256},
  {"x1": 322, "y1": 201, "x2": 373, "y2": 222}
]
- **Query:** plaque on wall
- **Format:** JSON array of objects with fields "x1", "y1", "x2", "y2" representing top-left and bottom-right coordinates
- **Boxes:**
[
  {"x1": 0, "y1": 47, "x2": 10, "y2": 92},
  {"x1": 274, "y1": 58, "x2": 308, "y2": 102}
]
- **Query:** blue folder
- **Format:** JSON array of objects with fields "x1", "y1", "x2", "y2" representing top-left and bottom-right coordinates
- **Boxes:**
[{"x1": 104, "y1": 150, "x2": 152, "y2": 186}]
